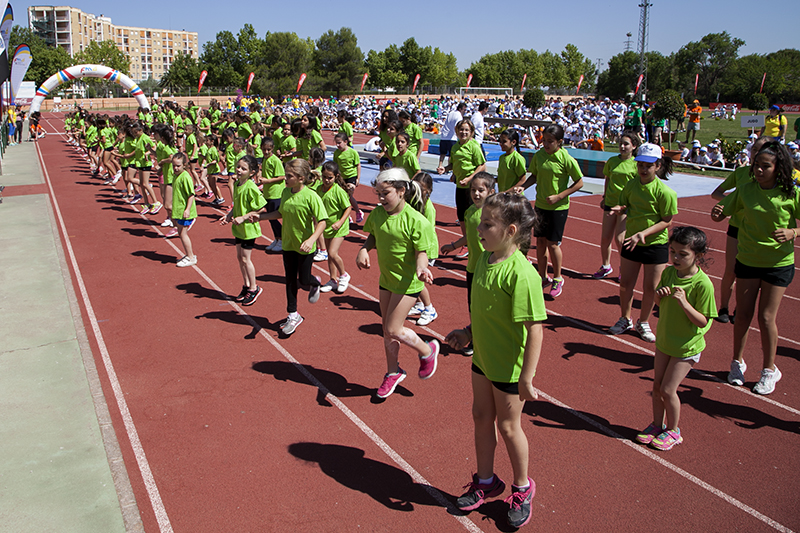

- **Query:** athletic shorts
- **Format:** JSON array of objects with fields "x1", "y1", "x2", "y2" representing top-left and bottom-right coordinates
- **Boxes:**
[
  {"x1": 379, "y1": 286, "x2": 421, "y2": 299},
  {"x1": 137, "y1": 166, "x2": 153, "y2": 172},
  {"x1": 234, "y1": 237, "x2": 256, "y2": 249},
  {"x1": 534, "y1": 207, "x2": 568, "y2": 244},
  {"x1": 173, "y1": 218, "x2": 194, "y2": 227},
  {"x1": 455, "y1": 187, "x2": 473, "y2": 222},
  {"x1": 190, "y1": 158, "x2": 198, "y2": 164},
  {"x1": 727, "y1": 224, "x2": 739, "y2": 239},
  {"x1": 344, "y1": 177, "x2": 358, "y2": 187},
  {"x1": 620, "y1": 242, "x2": 668, "y2": 265},
  {"x1": 439, "y1": 139, "x2": 455, "y2": 158},
  {"x1": 735, "y1": 259, "x2": 794, "y2": 288},
  {"x1": 471, "y1": 363, "x2": 518, "y2": 395},
  {"x1": 687, "y1": 122, "x2": 700, "y2": 131}
]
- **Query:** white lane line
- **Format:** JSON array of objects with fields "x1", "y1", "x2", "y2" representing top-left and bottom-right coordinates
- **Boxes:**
[{"x1": 36, "y1": 142, "x2": 175, "y2": 533}]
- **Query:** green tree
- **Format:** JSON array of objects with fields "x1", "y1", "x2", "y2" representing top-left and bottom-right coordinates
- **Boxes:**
[
  {"x1": 747, "y1": 92, "x2": 768, "y2": 113},
  {"x1": 653, "y1": 89, "x2": 684, "y2": 148},
  {"x1": 523, "y1": 88, "x2": 545, "y2": 111},
  {"x1": 8, "y1": 25, "x2": 71, "y2": 87},
  {"x1": 253, "y1": 31, "x2": 314, "y2": 96},
  {"x1": 674, "y1": 32, "x2": 745, "y2": 103},
  {"x1": 561, "y1": 44, "x2": 596, "y2": 93},
  {"x1": 314, "y1": 27, "x2": 364, "y2": 97},
  {"x1": 427, "y1": 48, "x2": 459, "y2": 88},
  {"x1": 74, "y1": 40, "x2": 130, "y2": 73},
  {"x1": 365, "y1": 46, "x2": 407, "y2": 89},
  {"x1": 200, "y1": 30, "x2": 244, "y2": 88},
  {"x1": 160, "y1": 52, "x2": 201, "y2": 91},
  {"x1": 597, "y1": 51, "x2": 674, "y2": 100},
  {"x1": 541, "y1": 50, "x2": 568, "y2": 92},
  {"x1": 399, "y1": 37, "x2": 433, "y2": 86}
]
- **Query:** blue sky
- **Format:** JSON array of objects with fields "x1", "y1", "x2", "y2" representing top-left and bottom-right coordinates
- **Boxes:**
[{"x1": 19, "y1": 0, "x2": 796, "y2": 71}]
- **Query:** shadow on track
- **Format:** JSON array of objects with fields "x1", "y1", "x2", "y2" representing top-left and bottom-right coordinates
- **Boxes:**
[{"x1": 252, "y1": 360, "x2": 374, "y2": 406}]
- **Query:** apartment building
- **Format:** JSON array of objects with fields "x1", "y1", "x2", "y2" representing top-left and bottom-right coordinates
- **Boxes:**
[{"x1": 27, "y1": 6, "x2": 199, "y2": 82}]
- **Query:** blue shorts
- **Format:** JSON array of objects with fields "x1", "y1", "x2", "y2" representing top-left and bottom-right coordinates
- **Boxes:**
[{"x1": 174, "y1": 218, "x2": 194, "y2": 227}]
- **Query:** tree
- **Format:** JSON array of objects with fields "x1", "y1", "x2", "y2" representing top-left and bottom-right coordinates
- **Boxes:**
[
  {"x1": 74, "y1": 40, "x2": 130, "y2": 73},
  {"x1": 597, "y1": 51, "x2": 674, "y2": 100},
  {"x1": 8, "y1": 25, "x2": 71, "y2": 87},
  {"x1": 523, "y1": 88, "x2": 545, "y2": 111},
  {"x1": 365, "y1": 46, "x2": 408, "y2": 89},
  {"x1": 427, "y1": 48, "x2": 459, "y2": 88},
  {"x1": 653, "y1": 89, "x2": 684, "y2": 148},
  {"x1": 160, "y1": 52, "x2": 201, "y2": 91},
  {"x1": 314, "y1": 27, "x2": 364, "y2": 97},
  {"x1": 674, "y1": 32, "x2": 745, "y2": 103},
  {"x1": 540, "y1": 50, "x2": 568, "y2": 92},
  {"x1": 561, "y1": 44, "x2": 597, "y2": 93},
  {"x1": 399, "y1": 38, "x2": 433, "y2": 86},
  {"x1": 200, "y1": 30, "x2": 244, "y2": 88},
  {"x1": 747, "y1": 92, "x2": 768, "y2": 113},
  {"x1": 253, "y1": 32, "x2": 314, "y2": 96}
]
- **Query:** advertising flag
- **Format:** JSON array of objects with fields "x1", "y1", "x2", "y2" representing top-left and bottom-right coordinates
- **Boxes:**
[
  {"x1": 360, "y1": 72, "x2": 368, "y2": 92},
  {"x1": 411, "y1": 73, "x2": 420, "y2": 93},
  {"x1": 197, "y1": 70, "x2": 208, "y2": 93},
  {"x1": 521, "y1": 74, "x2": 527, "y2": 91},
  {"x1": 246, "y1": 72, "x2": 254, "y2": 93},
  {"x1": 296, "y1": 73, "x2": 307, "y2": 93},
  {"x1": 9, "y1": 43, "x2": 31, "y2": 103}
]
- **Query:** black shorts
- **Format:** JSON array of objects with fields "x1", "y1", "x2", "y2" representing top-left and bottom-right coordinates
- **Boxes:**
[
  {"x1": 620, "y1": 242, "x2": 668, "y2": 265},
  {"x1": 727, "y1": 224, "x2": 739, "y2": 239},
  {"x1": 190, "y1": 158, "x2": 198, "y2": 164},
  {"x1": 137, "y1": 166, "x2": 153, "y2": 172},
  {"x1": 439, "y1": 139, "x2": 455, "y2": 158},
  {"x1": 379, "y1": 286, "x2": 421, "y2": 299},
  {"x1": 602, "y1": 203, "x2": 613, "y2": 212},
  {"x1": 235, "y1": 237, "x2": 256, "y2": 249},
  {"x1": 455, "y1": 187, "x2": 473, "y2": 222},
  {"x1": 533, "y1": 207, "x2": 568, "y2": 243},
  {"x1": 472, "y1": 363, "x2": 519, "y2": 395},
  {"x1": 735, "y1": 259, "x2": 794, "y2": 288},
  {"x1": 344, "y1": 177, "x2": 358, "y2": 187}
]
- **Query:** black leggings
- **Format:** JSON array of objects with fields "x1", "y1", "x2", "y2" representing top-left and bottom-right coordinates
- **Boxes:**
[
  {"x1": 282, "y1": 250, "x2": 319, "y2": 313},
  {"x1": 265, "y1": 198, "x2": 282, "y2": 240}
]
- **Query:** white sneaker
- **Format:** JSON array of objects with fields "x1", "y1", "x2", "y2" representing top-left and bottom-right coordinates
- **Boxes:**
[
  {"x1": 727, "y1": 359, "x2": 746, "y2": 386},
  {"x1": 417, "y1": 307, "x2": 438, "y2": 326},
  {"x1": 336, "y1": 272, "x2": 351, "y2": 293},
  {"x1": 635, "y1": 320, "x2": 656, "y2": 343},
  {"x1": 319, "y1": 279, "x2": 338, "y2": 293},
  {"x1": 407, "y1": 302, "x2": 425, "y2": 316},
  {"x1": 753, "y1": 366, "x2": 781, "y2": 395},
  {"x1": 176, "y1": 255, "x2": 197, "y2": 268},
  {"x1": 281, "y1": 314, "x2": 304, "y2": 335},
  {"x1": 160, "y1": 219, "x2": 174, "y2": 227},
  {"x1": 313, "y1": 250, "x2": 328, "y2": 262},
  {"x1": 609, "y1": 317, "x2": 633, "y2": 335}
]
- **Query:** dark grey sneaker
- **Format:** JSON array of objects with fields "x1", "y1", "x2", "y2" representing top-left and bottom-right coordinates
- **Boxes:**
[
  {"x1": 240, "y1": 286, "x2": 262, "y2": 306},
  {"x1": 506, "y1": 478, "x2": 535, "y2": 528},
  {"x1": 456, "y1": 474, "x2": 505, "y2": 511},
  {"x1": 308, "y1": 276, "x2": 321, "y2": 303}
]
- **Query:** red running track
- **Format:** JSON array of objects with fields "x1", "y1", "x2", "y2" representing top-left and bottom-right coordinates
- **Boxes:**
[{"x1": 37, "y1": 113, "x2": 800, "y2": 532}]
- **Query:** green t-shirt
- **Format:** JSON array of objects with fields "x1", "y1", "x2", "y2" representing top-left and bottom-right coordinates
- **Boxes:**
[
  {"x1": 133, "y1": 134, "x2": 154, "y2": 168},
  {"x1": 85, "y1": 125, "x2": 98, "y2": 146},
  {"x1": 423, "y1": 198, "x2": 438, "y2": 260},
  {"x1": 603, "y1": 155, "x2": 637, "y2": 207},
  {"x1": 280, "y1": 135, "x2": 297, "y2": 162},
  {"x1": 720, "y1": 180, "x2": 800, "y2": 268},
  {"x1": 250, "y1": 111, "x2": 261, "y2": 124},
  {"x1": 237, "y1": 122, "x2": 252, "y2": 140},
  {"x1": 273, "y1": 128, "x2": 285, "y2": 149},
  {"x1": 199, "y1": 117, "x2": 211, "y2": 133},
  {"x1": 619, "y1": 177, "x2": 678, "y2": 246},
  {"x1": 528, "y1": 148, "x2": 583, "y2": 211},
  {"x1": 231, "y1": 179, "x2": 267, "y2": 240},
  {"x1": 278, "y1": 186, "x2": 328, "y2": 254},
  {"x1": 497, "y1": 150, "x2": 527, "y2": 192},
  {"x1": 363, "y1": 203, "x2": 434, "y2": 295},
  {"x1": 225, "y1": 144, "x2": 237, "y2": 173},
  {"x1": 316, "y1": 183, "x2": 351, "y2": 239},
  {"x1": 174, "y1": 115, "x2": 185, "y2": 134},
  {"x1": 171, "y1": 170, "x2": 197, "y2": 220},
  {"x1": 299, "y1": 130, "x2": 324, "y2": 161},
  {"x1": 156, "y1": 142, "x2": 178, "y2": 185},
  {"x1": 451, "y1": 139, "x2": 486, "y2": 187},
  {"x1": 716, "y1": 166, "x2": 750, "y2": 229},
  {"x1": 471, "y1": 250, "x2": 547, "y2": 383},
  {"x1": 405, "y1": 122, "x2": 423, "y2": 157},
  {"x1": 205, "y1": 145, "x2": 220, "y2": 175},
  {"x1": 252, "y1": 133, "x2": 263, "y2": 159},
  {"x1": 198, "y1": 144, "x2": 208, "y2": 165},
  {"x1": 464, "y1": 204, "x2": 484, "y2": 273},
  {"x1": 333, "y1": 147, "x2": 360, "y2": 180},
  {"x1": 338, "y1": 120, "x2": 353, "y2": 142},
  {"x1": 655, "y1": 267, "x2": 717, "y2": 357},
  {"x1": 260, "y1": 155, "x2": 286, "y2": 199},
  {"x1": 120, "y1": 137, "x2": 134, "y2": 168},
  {"x1": 185, "y1": 133, "x2": 198, "y2": 160},
  {"x1": 396, "y1": 150, "x2": 420, "y2": 179},
  {"x1": 100, "y1": 127, "x2": 115, "y2": 149}
]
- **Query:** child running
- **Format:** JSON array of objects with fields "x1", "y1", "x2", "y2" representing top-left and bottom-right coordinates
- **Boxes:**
[
  {"x1": 711, "y1": 142, "x2": 800, "y2": 395},
  {"x1": 220, "y1": 155, "x2": 267, "y2": 306},
  {"x1": 444, "y1": 192, "x2": 544, "y2": 529},
  {"x1": 522, "y1": 123, "x2": 583, "y2": 298},
  {"x1": 609, "y1": 143, "x2": 678, "y2": 342},
  {"x1": 356, "y1": 167, "x2": 439, "y2": 399},
  {"x1": 251, "y1": 159, "x2": 327, "y2": 335},
  {"x1": 594, "y1": 132, "x2": 641, "y2": 280},
  {"x1": 316, "y1": 161, "x2": 352, "y2": 294},
  {"x1": 635, "y1": 227, "x2": 716, "y2": 450},
  {"x1": 170, "y1": 153, "x2": 198, "y2": 268}
]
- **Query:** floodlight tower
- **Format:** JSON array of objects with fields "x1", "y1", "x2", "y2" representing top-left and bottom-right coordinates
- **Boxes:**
[
  {"x1": 637, "y1": 2, "x2": 652, "y2": 101},
  {"x1": 624, "y1": 32, "x2": 634, "y2": 52}
]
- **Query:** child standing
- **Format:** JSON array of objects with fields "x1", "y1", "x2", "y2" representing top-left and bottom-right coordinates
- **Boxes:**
[
  {"x1": 259, "y1": 137, "x2": 286, "y2": 252},
  {"x1": 332, "y1": 132, "x2": 363, "y2": 223},
  {"x1": 594, "y1": 132, "x2": 640, "y2": 279},
  {"x1": 251, "y1": 159, "x2": 327, "y2": 335},
  {"x1": 522, "y1": 124, "x2": 584, "y2": 298},
  {"x1": 711, "y1": 142, "x2": 800, "y2": 395},
  {"x1": 170, "y1": 153, "x2": 198, "y2": 267},
  {"x1": 220, "y1": 155, "x2": 267, "y2": 306},
  {"x1": 609, "y1": 143, "x2": 678, "y2": 342},
  {"x1": 406, "y1": 172, "x2": 438, "y2": 326},
  {"x1": 444, "y1": 192, "x2": 544, "y2": 529},
  {"x1": 356, "y1": 168, "x2": 439, "y2": 399},
  {"x1": 496, "y1": 130, "x2": 527, "y2": 193},
  {"x1": 394, "y1": 131, "x2": 420, "y2": 180},
  {"x1": 316, "y1": 161, "x2": 352, "y2": 294},
  {"x1": 635, "y1": 227, "x2": 716, "y2": 450}
]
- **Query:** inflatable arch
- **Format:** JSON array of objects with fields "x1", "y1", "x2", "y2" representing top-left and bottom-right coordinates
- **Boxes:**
[{"x1": 30, "y1": 64, "x2": 149, "y2": 113}]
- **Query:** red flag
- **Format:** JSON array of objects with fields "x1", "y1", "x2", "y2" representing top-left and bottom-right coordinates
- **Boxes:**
[
  {"x1": 197, "y1": 70, "x2": 208, "y2": 94},
  {"x1": 360, "y1": 72, "x2": 369, "y2": 92},
  {"x1": 576, "y1": 74, "x2": 584, "y2": 95},
  {"x1": 694, "y1": 73, "x2": 699, "y2": 94},
  {"x1": 634, "y1": 74, "x2": 644, "y2": 95},
  {"x1": 411, "y1": 73, "x2": 421, "y2": 93},
  {"x1": 296, "y1": 73, "x2": 307, "y2": 93},
  {"x1": 759, "y1": 72, "x2": 767, "y2": 93},
  {"x1": 246, "y1": 72, "x2": 255, "y2": 93},
  {"x1": 521, "y1": 74, "x2": 527, "y2": 91},
  {"x1": 466, "y1": 73, "x2": 473, "y2": 88}
]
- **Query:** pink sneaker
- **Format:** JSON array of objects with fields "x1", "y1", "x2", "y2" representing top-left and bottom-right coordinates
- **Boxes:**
[
  {"x1": 376, "y1": 369, "x2": 407, "y2": 398},
  {"x1": 418, "y1": 340, "x2": 439, "y2": 379},
  {"x1": 355, "y1": 209, "x2": 364, "y2": 223},
  {"x1": 165, "y1": 228, "x2": 179, "y2": 238},
  {"x1": 549, "y1": 278, "x2": 564, "y2": 297}
]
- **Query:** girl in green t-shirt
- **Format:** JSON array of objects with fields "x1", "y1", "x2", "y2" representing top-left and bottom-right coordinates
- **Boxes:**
[
  {"x1": 635, "y1": 227, "x2": 716, "y2": 451},
  {"x1": 496, "y1": 129, "x2": 527, "y2": 193},
  {"x1": 444, "y1": 192, "x2": 543, "y2": 528},
  {"x1": 203, "y1": 134, "x2": 225, "y2": 206},
  {"x1": 170, "y1": 153, "x2": 198, "y2": 268},
  {"x1": 406, "y1": 172, "x2": 438, "y2": 327},
  {"x1": 356, "y1": 168, "x2": 439, "y2": 400},
  {"x1": 333, "y1": 133, "x2": 363, "y2": 223},
  {"x1": 316, "y1": 161, "x2": 352, "y2": 295},
  {"x1": 258, "y1": 137, "x2": 286, "y2": 252},
  {"x1": 594, "y1": 132, "x2": 640, "y2": 280}
]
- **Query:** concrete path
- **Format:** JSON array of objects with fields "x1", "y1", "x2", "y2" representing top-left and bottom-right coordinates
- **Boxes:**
[{"x1": 0, "y1": 140, "x2": 141, "y2": 532}]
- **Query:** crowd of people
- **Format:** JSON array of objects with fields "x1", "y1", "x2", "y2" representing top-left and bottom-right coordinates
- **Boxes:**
[{"x1": 58, "y1": 94, "x2": 800, "y2": 529}]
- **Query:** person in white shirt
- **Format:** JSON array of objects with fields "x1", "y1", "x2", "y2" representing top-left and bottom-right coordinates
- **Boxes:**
[
  {"x1": 438, "y1": 101, "x2": 465, "y2": 167},
  {"x1": 471, "y1": 101, "x2": 488, "y2": 145},
  {"x1": 707, "y1": 143, "x2": 725, "y2": 167}
]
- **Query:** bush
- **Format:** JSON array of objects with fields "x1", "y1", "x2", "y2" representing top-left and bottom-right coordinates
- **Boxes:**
[
  {"x1": 522, "y1": 88, "x2": 545, "y2": 111},
  {"x1": 747, "y1": 93, "x2": 769, "y2": 113}
]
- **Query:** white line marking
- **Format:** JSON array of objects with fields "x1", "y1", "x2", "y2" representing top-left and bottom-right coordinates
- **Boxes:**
[{"x1": 36, "y1": 142, "x2": 175, "y2": 532}]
